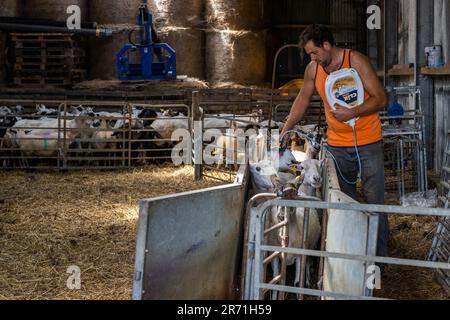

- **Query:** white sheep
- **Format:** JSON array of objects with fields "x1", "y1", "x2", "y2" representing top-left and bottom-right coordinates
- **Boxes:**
[
  {"x1": 268, "y1": 159, "x2": 323, "y2": 299},
  {"x1": 250, "y1": 158, "x2": 323, "y2": 299}
]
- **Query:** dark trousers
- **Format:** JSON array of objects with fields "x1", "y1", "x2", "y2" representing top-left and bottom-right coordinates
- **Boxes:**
[{"x1": 327, "y1": 141, "x2": 389, "y2": 258}]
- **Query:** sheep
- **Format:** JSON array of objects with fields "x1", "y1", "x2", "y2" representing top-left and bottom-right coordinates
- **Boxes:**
[
  {"x1": 203, "y1": 111, "x2": 262, "y2": 131},
  {"x1": 268, "y1": 159, "x2": 323, "y2": 299},
  {"x1": 284, "y1": 125, "x2": 322, "y2": 161},
  {"x1": 90, "y1": 119, "x2": 118, "y2": 166},
  {"x1": 8, "y1": 111, "x2": 93, "y2": 164},
  {"x1": 112, "y1": 109, "x2": 164, "y2": 165},
  {"x1": 12, "y1": 128, "x2": 60, "y2": 158},
  {"x1": 213, "y1": 131, "x2": 246, "y2": 171},
  {"x1": 250, "y1": 158, "x2": 323, "y2": 299},
  {"x1": 0, "y1": 107, "x2": 18, "y2": 138},
  {"x1": 150, "y1": 114, "x2": 189, "y2": 147}
]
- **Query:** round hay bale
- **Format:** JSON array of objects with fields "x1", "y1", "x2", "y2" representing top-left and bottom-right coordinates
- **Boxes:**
[
  {"x1": 24, "y1": 0, "x2": 87, "y2": 21},
  {"x1": 205, "y1": 0, "x2": 266, "y2": 30},
  {"x1": 147, "y1": 0, "x2": 203, "y2": 28},
  {"x1": 89, "y1": 0, "x2": 141, "y2": 24},
  {"x1": 158, "y1": 27, "x2": 204, "y2": 79},
  {"x1": 206, "y1": 30, "x2": 266, "y2": 85},
  {"x1": 88, "y1": 28, "x2": 135, "y2": 80},
  {"x1": 0, "y1": 0, "x2": 23, "y2": 16}
]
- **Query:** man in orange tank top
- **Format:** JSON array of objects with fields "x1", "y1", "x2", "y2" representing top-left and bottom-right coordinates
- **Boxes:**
[{"x1": 281, "y1": 25, "x2": 389, "y2": 258}]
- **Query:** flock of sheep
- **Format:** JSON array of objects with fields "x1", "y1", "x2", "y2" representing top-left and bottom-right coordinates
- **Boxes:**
[{"x1": 0, "y1": 104, "x2": 272, "y2": 167}]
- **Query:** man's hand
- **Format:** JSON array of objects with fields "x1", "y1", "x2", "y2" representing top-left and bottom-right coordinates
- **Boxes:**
[{"x1": 331, "y1": 104, "x2": 358, "y2": 123}]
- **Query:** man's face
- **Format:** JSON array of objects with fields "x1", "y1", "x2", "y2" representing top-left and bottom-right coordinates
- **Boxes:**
[{"x1": 304, "y1": 40, "x2": 332, "y2": 68}]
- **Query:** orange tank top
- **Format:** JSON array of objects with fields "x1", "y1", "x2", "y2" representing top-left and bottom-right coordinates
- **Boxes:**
[{"x1": 315, "y1": 49, "x2": 383, "y2": 147}]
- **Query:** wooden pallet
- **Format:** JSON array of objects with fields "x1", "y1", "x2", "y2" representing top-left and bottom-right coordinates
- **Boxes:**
[
  {"x1": 13, "y1": 76, "x2": 73, "y2": 86},
  {"x1": 14, "y1": 41, "x2": 82, "y2": 49},
  {"x1": 11, "y1": 32, "x2": 87, "y2": 87},
  {"x1": 11, "y1": 33, "x2": 79, "y2": 41},
  {"x1": 13, "y1": 71, "x2": 86, "y2": 87},
  {"x1": 14, "y1": 68, "x2": 86, "y2": 77},
  {"x1": 15, "y1": 55, "x2": 85, "y2": 64},
  {"x1": 15, "y1": 47, "x2": 85, "y2": 57},
  {"x1": 14, "y1": 61, "x2": 86, "y2": 71}
]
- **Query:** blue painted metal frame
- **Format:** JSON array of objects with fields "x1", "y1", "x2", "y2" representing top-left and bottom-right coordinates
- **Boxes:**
[{"x1": 117, "y1": 3, "x2": 176, "y2": 81}]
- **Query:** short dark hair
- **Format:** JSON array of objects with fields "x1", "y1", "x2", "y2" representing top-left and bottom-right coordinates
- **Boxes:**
[{"x1": 299, "y1": 24, "x2": 335, "y2": 48}]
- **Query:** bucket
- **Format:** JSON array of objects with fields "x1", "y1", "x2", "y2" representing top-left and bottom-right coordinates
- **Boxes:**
[{"x1": 425, "y1": 46, "x2": 443, "y2": 67}]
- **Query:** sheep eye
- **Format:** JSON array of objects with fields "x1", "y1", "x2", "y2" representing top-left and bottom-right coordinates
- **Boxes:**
[{"x1": 256, "y1": 167, "x2": 261, "y2": 172}]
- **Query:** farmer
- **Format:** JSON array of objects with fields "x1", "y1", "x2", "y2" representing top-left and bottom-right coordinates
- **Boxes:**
[{"x1": 280, "y1": 24, "x2": 389, "y2": 258}]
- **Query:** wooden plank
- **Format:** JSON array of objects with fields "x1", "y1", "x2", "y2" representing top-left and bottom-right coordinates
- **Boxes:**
[
  {"x1": 11, "y1": 33, "x2": 75, "y2": 41},
  {"x1": 421, "y1": 63, "x2": 450, "y2": 76},
  {"x1": 387, "y1": 65, "x2": 415, "y2": 76},
  {"x1": 14, "y1": 69, "x2": 86, "y2": 78},
  {"x1": 14, "y1": 47, "x2": 85, "y2": 57},
  {"x1": 14, "y1": 62, "x2": 85, "y2": 71},
  {"x1": 14, "y1": 76, "x2": 74, "y2": 86}
]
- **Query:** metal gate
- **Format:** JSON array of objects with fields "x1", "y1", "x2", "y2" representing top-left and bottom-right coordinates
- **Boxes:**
[
  {"x1": 429, "y1": 130, "x2": 450, "y2": 294},
  {"x1": 243, "y1": 159, "x2": 450, "y2": 300},
  {"x1": 133, "y1": 165, "x2": 249, "y2": 300},
  {"x1": 244, "y1": 198, "x2": 450, "y2": 300}
]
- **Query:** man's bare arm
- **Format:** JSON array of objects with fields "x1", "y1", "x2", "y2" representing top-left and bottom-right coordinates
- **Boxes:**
[{"x1": 281, "y1": 62, "x2": 317, "y2": 137}]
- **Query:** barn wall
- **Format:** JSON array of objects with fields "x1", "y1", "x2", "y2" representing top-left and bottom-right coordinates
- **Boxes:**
[
  {"x1": 432, "y1": 0, "x2": 450, "y2": 172},
  {"x1": 267, "y1": 0, "x2": 367, "y2": 87},
  {"x1": 24, "y1": 0, "x2": 87, "y2": 21},
  {"x1": 434, "y1": 79, "x2": 450, "y2": 172},
  {"x1": 397, "y1": 0, "x2": 417, "y2": 66},
  {"x1": 0, "y1": 0, "x2": 23, "y2": 16},
  {"x1": 434, "y1": 0, "x2": 450, "y2": 65},
  {"x1": 0, "y1": 0, "x2": 23, "y2": 86}
]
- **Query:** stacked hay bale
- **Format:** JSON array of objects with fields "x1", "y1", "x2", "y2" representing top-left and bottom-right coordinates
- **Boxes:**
[
  {"x1": 205, "y1": 0, "x2": 267, "y2": 86},
  {"x1": 147, "y1": 0, "x2": 204, "y2": 79},
  {"x1": 0, "y1": 0, "x2": 23, "y2": 85},
  {"x1": 88, "y1": 0, "x2": 141, "y2": 79}
]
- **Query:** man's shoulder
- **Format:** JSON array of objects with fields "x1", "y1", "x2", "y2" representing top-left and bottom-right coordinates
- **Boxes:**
[
  {"x1": 305, "y1": 61, "x2": 318, "y2": 80},
  {"x1": 349, "y1": 50, "x2": 370, "y2": 66}
]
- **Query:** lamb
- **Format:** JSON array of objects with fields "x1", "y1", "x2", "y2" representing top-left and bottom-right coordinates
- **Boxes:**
[
  {"x1": 250, "y1": 158, "x2": 323, "y2": 299},
  {"x1": 268, "y1": 159, "x2": 323, "y2": 299},
  {"x1": 150, "y1": 114, "x2": 189, "y2": 147}
]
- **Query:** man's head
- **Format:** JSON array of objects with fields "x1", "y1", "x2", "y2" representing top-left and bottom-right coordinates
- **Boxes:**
[{"x1": 299, "y1": 24, "x2": 335, "y2": 68}]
